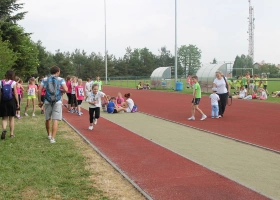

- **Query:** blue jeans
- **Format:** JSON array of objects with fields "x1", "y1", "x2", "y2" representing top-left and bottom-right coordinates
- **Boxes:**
[{"x1": 212, "y1": 105, "x2": 219, "y2": 117}]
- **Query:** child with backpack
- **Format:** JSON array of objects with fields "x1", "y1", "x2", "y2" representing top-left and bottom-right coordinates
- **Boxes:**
[
  {"x1": 87, "y1": 84, "x2": 108, "y2": 130},
  {"x1": 75, "y1": 79, "x2": 85, "y2": 116},
  {"x1": 0, "y1": 70, "x2": 19, "y2": 139},
  {"x1": 24, "y1": 77, "x2": 38, "y2": 117}
]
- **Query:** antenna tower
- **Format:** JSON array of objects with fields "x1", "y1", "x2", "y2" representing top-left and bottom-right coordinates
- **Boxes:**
[{"x1": 248, "y1": 0, "x2": 255, "y2": 62}]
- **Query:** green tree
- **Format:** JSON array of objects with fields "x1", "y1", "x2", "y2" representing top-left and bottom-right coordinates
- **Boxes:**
[
  {"x1": 178, "y1": 44, "x2": 201, "y2": 76},
  {"x1": 211, "y1": 58, "x2": 217, "y2": 64},
  {"x1": 0, "y1": 38, "x2": 17, "y2": 78},
  {"x1": 0, "y1": 0, "x2": 27, "y2": 23},
  {"x1": 232, "y1": 54, "x2": 253, "y2": 76}
]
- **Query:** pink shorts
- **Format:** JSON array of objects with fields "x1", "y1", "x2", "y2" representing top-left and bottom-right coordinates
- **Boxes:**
[{"x1": 259, "y1": 96, "x2": 267, "y2": 100}]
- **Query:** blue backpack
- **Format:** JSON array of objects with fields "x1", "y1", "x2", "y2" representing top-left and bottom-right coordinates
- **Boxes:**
[
  {"x1": 107, "y1": 101, "x2": 115, "y2": 114},
  {"x1": 45, "y1": 76, "x2": 61, "y2": 105},
  {"x1": 1, "y1": 80, "x2": 13, "y2": 101}
]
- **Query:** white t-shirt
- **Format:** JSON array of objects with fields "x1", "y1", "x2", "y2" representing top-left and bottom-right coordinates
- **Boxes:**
[
  {"x1": 71, "y1": 82, "x2": 78, "y2": 94},
  {"x1": 209, "y1": 93, "x2": 220, "y2": 105},
  {"x1": 125, "y1": 98, "x2": 134, "y2": 113},
  {"x1": 85, "y1": 81, "x2": 92, "y2": 93},
  {"x1": 261, "y1": 91, "x2": 267, "y2": 99},
  {"x1": 87, "y1": 91, "x2": 106, "y2": 108},
  {"x1": 213, "y1": 77, "x2": 228, "y2": 94},
  {"x1": 239, "y1": 89, "x2": 247, "y2": 98},
  {"x1": 0, "y1": 80, "x2": 16, "y2": 89}
]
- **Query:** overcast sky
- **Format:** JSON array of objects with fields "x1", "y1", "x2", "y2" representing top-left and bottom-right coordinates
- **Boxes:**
[{"x1": 19, "y1": 0, "x2": 280, "y2": 64}]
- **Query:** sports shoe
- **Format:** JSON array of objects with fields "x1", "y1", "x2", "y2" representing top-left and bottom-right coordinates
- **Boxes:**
[
  {"x1": 32, "y1": 113, "x2": 35, "y2": 117},
  {"x1": 188, "y1": 116, "x2": 195, "y2": 120},
  {"x1": 24, "y1": 113, "x2": 28, "y2": 116},
  {"x1": 201, "y1": 115, "x2": 207, "y2": 121},
  {"x1": 48, "y1": 135, "x2": 52, "y2": 140},
  {"x1": 1, "y1": 130, "x2": 6, "y2": 140},
  {"x1": 78, "y1": 112, "x2": 82, "y2": 116},
  {"x1": 80, "y1": 112, "x2": 83, "y2": 115},
  {"x1": 211, "y1": 116, "x2": 214, "y2": 119},
  {"x1": 218, "y1": 115, "x2": 222, "y2": 118},
  {"x1": 88, "y1": 126, "x2": 93, "y2": 130},
  {"x1": 94, "y1": 119, "x2": 98, "y2": 125},
  {"x1": 50, "y1": 139, "x2": 56, "y2": 143}
]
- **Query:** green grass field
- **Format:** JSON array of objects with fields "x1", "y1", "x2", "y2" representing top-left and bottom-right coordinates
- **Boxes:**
[
  {"x1": 0, "y1": 99, "x2": 109, "y2": 199},
  {"x1": 107, "y1": 78, "x2": 280, "y2": 103}
]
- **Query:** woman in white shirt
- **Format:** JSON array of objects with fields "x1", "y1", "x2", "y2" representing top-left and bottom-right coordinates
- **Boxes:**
[{"x1": 213, "y1": 71, "x2": 230, "y2": 118}]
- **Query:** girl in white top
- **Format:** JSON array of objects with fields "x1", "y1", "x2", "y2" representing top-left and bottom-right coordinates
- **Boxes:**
[
  {"x1": 213, "y1": 71, "x2": 230, "y2": 118},
  {"x1": 232, "y1": 86, "x2": 247, "y2": 99},
  {"x1": 85, "y1": 78, "x2": 92, "y2": 100},
  {"x1": 257, "y1": 88, "x2": 268, "y2": 100},
  {"x1": 115, "y1": 93, "x2": 135, "y2": 113},
  {"x1": 87, "y1": 84, "x2": 108, "y2": 130}
]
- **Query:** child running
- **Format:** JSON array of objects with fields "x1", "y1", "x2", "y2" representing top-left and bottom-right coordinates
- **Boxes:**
[
  {"x1": 87, "y1": 84, "x2": 108, "y2": 130},
  {"x1": 75, "y1": 79, "x2": 85, "y2": 116},
  {"x1": 24, "y1": 77, "x2": 38, "y2": 116},
  {"x1": 188, "y1": 76, "x2": 207, "y2": 121},
  {"x1": 209, "y1": 88, "x2": 220, "y2": 118}
]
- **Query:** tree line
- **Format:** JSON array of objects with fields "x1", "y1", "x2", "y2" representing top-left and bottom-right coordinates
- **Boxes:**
[{"x1": 1, "y1": 0, "x2": 203, "y2": 80}]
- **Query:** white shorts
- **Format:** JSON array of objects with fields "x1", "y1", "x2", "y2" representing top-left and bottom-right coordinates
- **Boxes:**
[
  {"x1": 45, "y1": 102, "x2": 62, "y2": 120},
  {"x1": 249, "y1": 84, "x2": 254, "y2": 89}
]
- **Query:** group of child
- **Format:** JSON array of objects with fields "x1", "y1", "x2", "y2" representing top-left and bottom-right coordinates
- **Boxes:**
[
  {"x1": 63, "y1": 76, "x2": 136, "y2": 130},
  {"x1": 136, "y1": 82, "x2": 150, "y2": 90}
]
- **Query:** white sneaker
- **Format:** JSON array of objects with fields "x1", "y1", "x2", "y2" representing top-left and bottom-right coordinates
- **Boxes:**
[
  {"x1": 32, "y1": 113, "x2": 35, "y2": 117},
  {"x1": 24, "y1": 113, "x2": 28, "y2": 116},
  {"x1": 94, "y1": 119, "x2": 98, "y2": 125},
  {"x1": 78, "y1": 112, "x2": 82, "y2": 116},
  {"x1": 48, "y1": 135, "x2": 52, "y2": 140},
  {"x1": 50, "y1": 139, "x2": 56, "y2": 143},
  {"x1": 201, "y1": 115, "x2": 207, "y2": 121},
  {"x1": 188, "y1": 116, "x2": 195, "y2": 120},
  {"x1": 88, "y1": 126, "x2": 93, "y2": 130}
]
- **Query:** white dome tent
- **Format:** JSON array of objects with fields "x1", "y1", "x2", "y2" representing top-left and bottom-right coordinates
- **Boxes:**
[
  {"x1": 150, "y1": 67, "x2": 172, "y2": 89},
  {"x1": 196, "y1": 63, "x2": 231, "y2": 93}
]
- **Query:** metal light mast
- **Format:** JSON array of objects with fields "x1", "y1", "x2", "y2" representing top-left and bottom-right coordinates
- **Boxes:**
[{"x1": 248, "y1": 0, "x2": 255, "y2": 62}]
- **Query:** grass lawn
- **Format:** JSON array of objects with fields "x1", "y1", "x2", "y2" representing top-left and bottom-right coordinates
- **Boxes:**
[
  {"x1": 106, "y1": 78, "x2": 280, "y2": 103},
  {"x1": 0, "y1": 98, "x2": 144, "y2": 199}
]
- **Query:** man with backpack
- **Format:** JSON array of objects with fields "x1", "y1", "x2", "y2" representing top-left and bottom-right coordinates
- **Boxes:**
[{"x1": 38, "y1": 66, "x2": 68, "y2": 143}]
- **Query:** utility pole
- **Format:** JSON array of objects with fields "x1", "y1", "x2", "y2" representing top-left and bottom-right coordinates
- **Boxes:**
[
  {"x1": 174, "y1": 0, "x2": 178, "y2": 84},
  {"x1": 104, "y1": 0, "x2": 108, "y2": 84},
  {"x1": 248, "y1": 0, "x2": 255, "y2": 62}
]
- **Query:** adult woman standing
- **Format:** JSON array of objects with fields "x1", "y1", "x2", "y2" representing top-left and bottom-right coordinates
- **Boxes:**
[
  {"x1": 0, "y1": 70, "x2": 19, "y2": 139},
  {"x1": 213, "y1": 71, "x2": 230, "y2": 118}
]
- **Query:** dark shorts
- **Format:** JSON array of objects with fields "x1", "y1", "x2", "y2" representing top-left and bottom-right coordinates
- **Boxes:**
[
  {"x1": 264, "y1": 85, "x2": 267, "y2": 90},
  {"x1": 244, "y1": 85, "x2": 248, "y2": 89},
  {"x1": 192, "y1": 98, "x2": 201, "y2": 105},
  {"x1": 41, "y1": 95, "x2": 45, "y2": 103},
  {"x1": 113, "y1": 109, "x2": 118, "y2": 113},
  {"x1": 77, "y1": 100, "x2": 82, "y2": 105}
]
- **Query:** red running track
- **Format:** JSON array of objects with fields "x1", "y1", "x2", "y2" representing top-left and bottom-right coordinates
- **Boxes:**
[
  {"x1": 62, "y1": 107, "x2": 267, "y2": 200},
  {"x1": 103, "y1": 86, "x2": 280, "y2": 152}
]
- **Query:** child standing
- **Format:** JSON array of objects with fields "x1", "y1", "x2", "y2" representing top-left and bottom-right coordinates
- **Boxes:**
[
  {"x1": 70, "y1": 76, "x2": 78, "y2": 113},
  {"x1": 15, "y1": 77, "x2": 24, "y2": 119},
  {"x1": 188, "y1": 76, "x2": 207, "y2": 121},
  {"x1": 75, "y1": 79, "x2": 85, "y2": 116},
  {"x1": 209, "y1": 88, "x2": 220, "y2": 118},
  {"x1": 24, "y1": 77, "x2": 38, "y2": 116},
  {"x1": 87, "y1": 84, "x2": 108, "y2": 130}
]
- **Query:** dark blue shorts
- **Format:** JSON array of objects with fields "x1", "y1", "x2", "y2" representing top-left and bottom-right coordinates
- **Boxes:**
[{"x1": 192, "y1": 98, "x2": 201, "y2": 105}]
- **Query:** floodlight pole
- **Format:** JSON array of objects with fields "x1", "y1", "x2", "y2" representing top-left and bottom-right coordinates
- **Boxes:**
[
  {"x1": 174, "y1": 0, "x2": 178, "y2": 84},
  {"x1": 104, "y1": 0, "x2": 108, "y2": 84}
]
